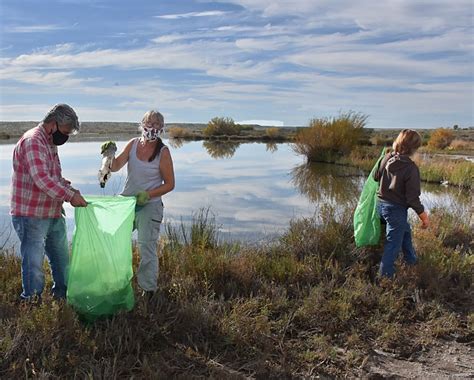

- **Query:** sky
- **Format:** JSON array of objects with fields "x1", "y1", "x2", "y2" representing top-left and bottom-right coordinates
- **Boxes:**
[{"x1": 0, "y1": 0, "x2": 473, "y2": 128}]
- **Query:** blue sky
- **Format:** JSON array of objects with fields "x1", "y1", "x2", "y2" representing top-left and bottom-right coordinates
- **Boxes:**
[{"x1": 0, "y1": 0, "x2": 473, "y2": 128}]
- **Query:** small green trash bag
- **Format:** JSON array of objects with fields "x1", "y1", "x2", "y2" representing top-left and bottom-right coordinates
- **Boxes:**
[
  {"x1": 353, "y1": 149, "x2": 386, "y2": 247},
  {"x1": 67, "y1": 195, "x2": 136, "y2": 322}
]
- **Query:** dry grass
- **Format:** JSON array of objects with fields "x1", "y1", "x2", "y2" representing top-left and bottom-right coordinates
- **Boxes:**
[
  {"x1": 325, "y1": 145, "x2": 474, "y2": 188},
  {"x1": 428, "y1": 128, "x2": 455, "y2": 150},
  {"x1": 1, "y1": 206, "x2": 472, "y2": 378},
  {"x1": 449, "y1": 139, "x2": 474, "y2": 151},
  {"x1": 265, "y1": 127, "x2": 282, "y2": 139},
  {"x1": 167, "y1": 126, "x2": 194, "y2": 139},
  {"x1": 203, "y1": 117, "x2": 241, "y2": 137},
  {"x1": 414, "y1": 155, "x2": 474, "y2": 187}
]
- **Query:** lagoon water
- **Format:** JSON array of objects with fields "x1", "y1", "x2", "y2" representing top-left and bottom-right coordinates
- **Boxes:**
[{"x1": 0, "y1": 139, "x2": 470, "y2": 249}]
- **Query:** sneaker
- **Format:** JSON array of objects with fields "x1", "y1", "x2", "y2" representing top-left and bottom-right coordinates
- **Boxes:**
[
  {"x1": 17, "y1": 294, "x2": 42, "y2": 306},
  {"x1": 141, "y1": 290, "x2": 155, "y2": 301}
]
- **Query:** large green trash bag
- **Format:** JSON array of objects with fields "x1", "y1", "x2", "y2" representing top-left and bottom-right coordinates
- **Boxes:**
[
  {"x1": 353, "y1": 149, "x2": 386, "y2": 247},
  {"x1": 68, "y1": 195, "x2": 136, "y2": 322}
]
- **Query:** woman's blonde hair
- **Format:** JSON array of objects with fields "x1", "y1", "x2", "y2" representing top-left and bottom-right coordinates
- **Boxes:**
[
  {"x1": 392, "y1": 129, "x2": 422, "y2": 155},
  {"x1": 141, "y1": 110, "x2": 164, "y2": 129}
]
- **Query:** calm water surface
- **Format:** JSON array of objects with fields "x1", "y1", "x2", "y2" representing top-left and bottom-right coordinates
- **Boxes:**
[{"x1": 0, "y1": 139, "x2": 470, "y2": 248}]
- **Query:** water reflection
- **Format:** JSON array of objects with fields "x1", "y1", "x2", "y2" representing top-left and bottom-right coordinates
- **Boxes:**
[
  {"x1": 202, "y1": 140, "x2": 241, "y2": 159},
  {"x1": 0, "y1": 139, "x2": 470, "y2": 250},
  {"x1": 420, "y1": 182, "x2": 471, "y2": 211},
  {"x1": 291, "y1": 162, "x2": 364, "y2": 205},
  {"x1": 266, "y1": 142, "x2": 278, "y2": 153},
  {"x1": 168, "y1": 138, "x2": 185, "y2": 149}
]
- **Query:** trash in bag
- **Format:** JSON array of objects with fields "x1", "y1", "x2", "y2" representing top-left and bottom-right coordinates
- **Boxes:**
[
  {"x1": 67, "y1": 195, "x2": 136, "y2": 322},
  {"x1": 353, "y1": 149, "x2": 386, "y2": 247},
  {"x1": 98, "y1": 142, "x2": 117, "y2": 188}
]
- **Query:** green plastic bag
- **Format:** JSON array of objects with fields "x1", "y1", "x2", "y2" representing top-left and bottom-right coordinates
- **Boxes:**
[
  {"x1": 353, "y1": 149, "x2": 386, "y2": 247},
  {"x1": 68, "y1": 195, "x2": 136, "y2": 322}
]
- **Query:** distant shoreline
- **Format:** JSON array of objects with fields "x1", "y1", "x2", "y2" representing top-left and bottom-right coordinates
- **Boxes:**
[
  {"x1": 0, "y1": 121, "x2": 301, "y2": 144},
  {"x1": 1, "y1": 122, "x2": 473, "y2": 158}
]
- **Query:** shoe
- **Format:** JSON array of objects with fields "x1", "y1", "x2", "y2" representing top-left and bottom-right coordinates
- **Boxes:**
[
  {"x1": 141, "y1": 290, "x2": 155, "y2": 301},
  {"x1": 17, "y1": 294, "x2": 42, "y2": 306}
]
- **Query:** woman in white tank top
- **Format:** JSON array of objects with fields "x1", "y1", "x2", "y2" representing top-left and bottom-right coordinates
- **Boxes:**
[{"x1": 103, "y1": 110, "x2": 175, "y2": 297}]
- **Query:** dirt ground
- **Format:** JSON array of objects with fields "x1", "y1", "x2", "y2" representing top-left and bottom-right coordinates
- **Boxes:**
[{"x1": 360, "y1": 340, "x2": 474, "y2": 379}]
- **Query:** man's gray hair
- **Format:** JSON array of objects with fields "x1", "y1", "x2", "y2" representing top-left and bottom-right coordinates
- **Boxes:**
[{"x1": 43, "y1": 103, "x2": 80, "y2": 134}]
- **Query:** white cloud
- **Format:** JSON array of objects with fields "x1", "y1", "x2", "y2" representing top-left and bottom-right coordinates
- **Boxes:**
[
  {"x1": 287, "y1": 49, "x2": 471, "y2": 78},
  {"x1": 218, "y1": 0, "x2": 472, "y2": 31},
  {"x1": 9, "y1": 24, "x2": 68, "y2": 33},
  {"x1": 155, "y1": 11, "x2": 229, "y2": 19},
  {"x1": 1, "y1": 0, "x2": 472, "y2": 127},
  {"x1": 235, "y1": 37, "x2": 287, "y2": 51},
  {"x1": 151, "y1": 34, "x2": 188, "y2": 44}
]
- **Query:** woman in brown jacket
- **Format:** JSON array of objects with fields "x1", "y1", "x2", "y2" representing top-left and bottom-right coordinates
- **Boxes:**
[{"x1": 374, "y1": 129, "x2": 429, "y2": 277}]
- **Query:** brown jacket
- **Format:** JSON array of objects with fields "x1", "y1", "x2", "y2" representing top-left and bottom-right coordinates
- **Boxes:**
[{"x1": 373, "y1": 152, "x2": 424, "y2": 215}]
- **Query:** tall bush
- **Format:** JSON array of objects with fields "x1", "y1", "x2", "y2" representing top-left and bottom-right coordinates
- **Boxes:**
[
  {"x1": 428, "y1": 128, "x2": 455, "y2": 150},
  {"x1": 265, "y1": 127, "x2": 282, "y2": 139},
  {"x1": 292, "y1": 111, "x2": 367, "y2": 162},
  {"x1": 203, "y1": 117, "x2": 241, "y2": 136}
]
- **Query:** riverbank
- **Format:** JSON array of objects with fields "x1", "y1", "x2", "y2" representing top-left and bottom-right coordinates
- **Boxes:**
[
  {"x1": 2, "y1": 122, "x2": 473, "y2": 187},
  {"x1": 0, "y1": 206, "x2": 472, "y2": 378},
  {"x1": 2, "y1": 121, "x2": 473, "y2": 150}
]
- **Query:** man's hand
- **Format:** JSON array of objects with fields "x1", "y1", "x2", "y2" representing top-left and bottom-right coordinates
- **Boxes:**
[
  {"x1": 136, "y1": 191, "x2": 150, "y2": 206},
  {"x1": 101, "y1": 141, "x2": 117, "y2": 155},
  {"x1": 419, "y1": 211, "x2": 429, "y2": 229},
  {"x1": 70, "y1": 192, "x2": 88, "y2": 207}
]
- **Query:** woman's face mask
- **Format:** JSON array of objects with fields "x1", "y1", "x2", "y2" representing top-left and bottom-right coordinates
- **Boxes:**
[
  {"x1": 52, "y1": 123, "x2": 70, "y2": 145},
  {"x1": 141, "y1": 126, "x2": 162, "y2": 141}
]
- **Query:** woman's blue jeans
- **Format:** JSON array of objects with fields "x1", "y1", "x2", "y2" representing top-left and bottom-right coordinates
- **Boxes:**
[
  {"x1": 12, "y1": 216, "x2": 69, "y2": 300},
  {"x1": 377, "y1": 200, "x2": 417, "y2": 277}
]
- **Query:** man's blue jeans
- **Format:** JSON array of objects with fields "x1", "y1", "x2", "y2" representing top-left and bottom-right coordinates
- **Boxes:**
[
  {"x1": 377, "y1": 200, "x2": 417, "y2": 277},
  {"x1": 12, "y1": 216, "x2": 69, "y2": 300}
]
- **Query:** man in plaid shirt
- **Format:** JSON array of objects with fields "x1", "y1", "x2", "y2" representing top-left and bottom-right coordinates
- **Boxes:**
[{"x1": 10, "y1": 104, "x2": 88, "y2": 303}]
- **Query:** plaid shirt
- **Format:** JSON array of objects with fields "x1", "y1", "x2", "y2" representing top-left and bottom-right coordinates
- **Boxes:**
[{"x1": 10, "y1": 125, "x2": 76, "y2": 218}]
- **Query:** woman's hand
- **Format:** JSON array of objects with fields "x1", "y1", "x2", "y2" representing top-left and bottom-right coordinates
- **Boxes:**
[
  {"x1": 100, "y1": 141, "x2": 117, "y2": 155},
  {"x1": 418, "y1": 211, "x2": 429, "y2": 229},
  {"x1": 136, "y1": 191, "x2": 150, "y2": 206}
]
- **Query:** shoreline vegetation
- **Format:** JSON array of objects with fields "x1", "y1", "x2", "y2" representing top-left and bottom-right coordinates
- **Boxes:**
[
  {"x1": 1, "y1": 115, "x2": 472, "y2": 377},
  {"x1": 0, "y1": 205, "x2": 472, "y2": 378},
  {"x1": 2, "y1": 115, "x2": 473, "y2": 188}
]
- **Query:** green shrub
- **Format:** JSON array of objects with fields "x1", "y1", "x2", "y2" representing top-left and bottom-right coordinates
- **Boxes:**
[
  {"x1": 292, "y1": 111, "x2": 368, "y2": 162},
  {"x1": 203, "y1": 117, "x2": 241, "y2": 136}
]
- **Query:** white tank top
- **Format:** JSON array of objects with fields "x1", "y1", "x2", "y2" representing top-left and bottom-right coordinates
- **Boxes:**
[{"x1": 121, "y1": 138, "x2": 165, "y2": 203}]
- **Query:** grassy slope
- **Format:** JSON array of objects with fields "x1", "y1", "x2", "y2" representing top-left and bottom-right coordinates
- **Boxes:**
[{"x1": 0, "y1": 206, "x2": 472, "y2": 378}]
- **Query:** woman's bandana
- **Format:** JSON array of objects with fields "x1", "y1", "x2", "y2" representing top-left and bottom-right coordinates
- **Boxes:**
[{"x1": 141, "y1": 126, "x2": 161, "y2": 141}]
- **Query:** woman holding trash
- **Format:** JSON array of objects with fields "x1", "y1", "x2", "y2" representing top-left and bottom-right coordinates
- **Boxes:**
[
  {"x1": 101, "y1": 110, "x2": 175, "y2": 296},
  {"x1": 373, "y1": 129, "x2": 429, "y2": 278}
]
